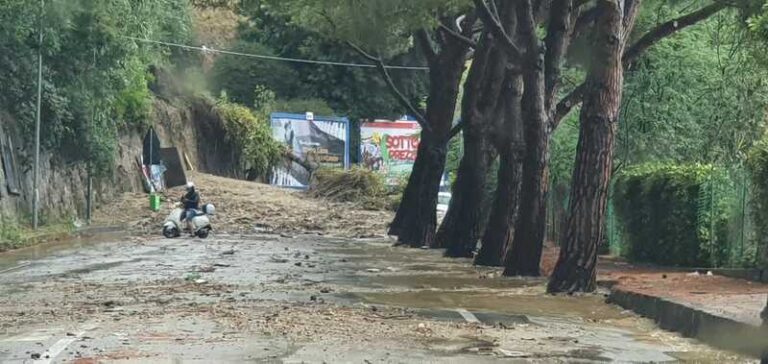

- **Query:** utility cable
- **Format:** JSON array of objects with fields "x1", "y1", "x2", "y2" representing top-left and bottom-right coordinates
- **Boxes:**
[{"x1": 124, "y1": 36, "x2": 429, "y2": 71}]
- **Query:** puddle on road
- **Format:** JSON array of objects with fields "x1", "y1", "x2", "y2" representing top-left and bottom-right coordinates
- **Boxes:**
[
  {"x1": 0, "y1": 232, "x2": 123, "y2": 271},
  {"x1": 356, "y1": 290, "x2": 626, "y2": 322},
  {"x1": 363, "y1": 274, "x2": 543, "y2": 290}
]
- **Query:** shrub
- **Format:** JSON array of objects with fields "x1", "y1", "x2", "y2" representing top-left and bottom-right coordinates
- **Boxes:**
[
  {"x1": 216, "y1": 99, "x2": 283, "y2": 179},
  {"x1": 613, "y1": 163, "x2": 730, "y2": 267},
  {"x1": 0, "y1": 218, "x2": 24, "y2": 251}
]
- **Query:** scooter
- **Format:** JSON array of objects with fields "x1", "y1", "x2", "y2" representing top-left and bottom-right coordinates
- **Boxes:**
[{"x1": 163, "y1": 203, "x2": 215, "y2": 239}]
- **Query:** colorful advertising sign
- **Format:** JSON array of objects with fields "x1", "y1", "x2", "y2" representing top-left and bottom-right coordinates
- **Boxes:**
[
  {"x1": 270, "y1": 112, "x2": 350, "y2": 189},
  {"x1": 360, "y1": 120, "x2": 421, "y2": 185}
]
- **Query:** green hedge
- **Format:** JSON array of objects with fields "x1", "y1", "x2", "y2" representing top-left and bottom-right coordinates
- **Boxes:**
[
  {"x1": 613, "y1": 163, "x2": 729, "y2": 267},
  {"x1": 747, "y1": 138, "x2": 768, "y2": 269}
]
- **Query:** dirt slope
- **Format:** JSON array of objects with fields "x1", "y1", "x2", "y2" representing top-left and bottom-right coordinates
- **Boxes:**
[{"x1": 93, "y1": 172, "x2": 392, "y2": 238}]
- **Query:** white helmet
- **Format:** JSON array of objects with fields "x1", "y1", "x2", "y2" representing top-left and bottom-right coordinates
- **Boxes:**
[
  {"x1": 203, "y1": 203, "x2": 215, "y2": 215},
  {"x1": 186, "y1": 181, "x2": 195, "y2": 189}
]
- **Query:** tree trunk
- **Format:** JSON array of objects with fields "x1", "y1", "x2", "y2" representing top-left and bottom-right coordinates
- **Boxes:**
[
  {"x1": 504, "y1": 122, "x2": 549, "y2": 276},
  {"x1": 437, "y1": 3, "x2": 517, "y2": 257},
  {"x1": 503, "y1": 5, "x2": 549, "y2": 276},
  {"x1": 389, "y1": 136, "x2": 429, "y2": 237},
  {"x1": 476, "y1": 72, "x2": 525, "y2": 267},
  {"x1": 388, "y1": 27, "x2": 472, "y2": 247},
  {"x1": 548, "y1": 0, "x2": 624, "y2": 294},
  {"x1": 762, "y1": 297, "x2": 767, "y2": 363},
  {"x1": 437, "y1": 130, "x2": 496, "y2": 256},
  {"x1": 391, "y1": 132, "x2": 447, "y2": 247},
  {"x1": 476, "y1": 146, "x2": 522, "y2": 265},
  {"x1": 763, "y1": 296, "x2": 768, "y2": 325}
]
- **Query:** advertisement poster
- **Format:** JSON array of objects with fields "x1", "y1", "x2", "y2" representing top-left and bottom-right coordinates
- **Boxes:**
[
  {"x1": 270, "y1": 112, "x2": 350, "y2": 188},
  {"x1": 360, "y1": 120, "x2": 421, "y2": 186}
]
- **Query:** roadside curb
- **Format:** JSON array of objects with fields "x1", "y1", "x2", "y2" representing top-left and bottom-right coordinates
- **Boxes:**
[{"x1": 606, "y1": 288, "x2": 768, "y2": 359}]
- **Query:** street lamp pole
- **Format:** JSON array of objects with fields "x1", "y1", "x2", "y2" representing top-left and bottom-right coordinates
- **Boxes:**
[{"x1": 33, "y1": 0, "x2": 44, "y2": 229}]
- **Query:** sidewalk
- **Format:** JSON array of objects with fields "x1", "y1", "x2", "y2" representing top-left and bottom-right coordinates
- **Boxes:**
[{"x1": 597, "y1": 257, "x2": 768, "y2": 358}]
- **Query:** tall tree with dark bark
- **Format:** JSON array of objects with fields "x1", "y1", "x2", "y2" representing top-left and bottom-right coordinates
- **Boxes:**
[
  {"x1": 547, "y1": 0, "x2": 641, "y2": 293},
  {"x1": 438, "y1": 0, "x2": 521, "y2": 258},
  {"x1": 502, "y1": 0, "x2": 575, "y2": 275},
  {"x1": 387, "y1": 17, "x2": 477, "y2": 248},
  {"x1": 474, "y1": 70, "x2": 524, "y2": 266},
  {"x1": 466, "y1": 0, "x2": 576, "y2": 270}
]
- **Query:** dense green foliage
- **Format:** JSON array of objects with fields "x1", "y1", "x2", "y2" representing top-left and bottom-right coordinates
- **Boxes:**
[
  {"x1": 746, "y1": 136, "x2": 768, "y2": 268},
  {"x1": 552, "y1": 9, "x2": 768, "y2": 185},
  {"x1": 208, "y1": 0, "x2": 430, "y2": 123},
  {"x1": 613, "y1": 163, "x2": 730, "y2": 267},
  {"x1": 283, "y1": 0, "x2": 468, "y2": 57},
  {"x1": 215, "y1": 98, "x2": 282, "y2": 179},
  {"x1": 617, "y1": 13, "x2": 768, "y2": 166},
  {"x1": 273, "y1": 99, "x2": 334, "y2": 116},
  {"x1": 209, "y1": 41, "x2": 300, "y2": 107},
  {"x1": 0, "y1": 0, "x2": 191, "y2": 175}
]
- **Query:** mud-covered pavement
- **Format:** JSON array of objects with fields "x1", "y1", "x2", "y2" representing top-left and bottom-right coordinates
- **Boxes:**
[{"x1": 0, "y1": 234, "x2": 753, "y2": 363}]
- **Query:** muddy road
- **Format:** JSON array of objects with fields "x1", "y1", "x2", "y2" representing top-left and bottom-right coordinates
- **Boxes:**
[{"x1": 0, "y1": 234, "x2": 752, "y2": 363}]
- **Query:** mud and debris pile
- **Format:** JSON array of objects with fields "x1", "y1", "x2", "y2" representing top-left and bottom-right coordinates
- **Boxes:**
[
  {"x1": 311, "y1": 168, "x2": 385, "y2": 203},
  {"x1": 93, "y1": 172, "x2": 392, "y2": 237},
  {"x1": 310, "y1": 168, "x2": 400, "y2": 211}
]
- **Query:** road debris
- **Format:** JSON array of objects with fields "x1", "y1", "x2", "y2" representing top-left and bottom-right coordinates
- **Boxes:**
[{"x1": 93, "y1": 172, "x2": 393, "y2": 238}]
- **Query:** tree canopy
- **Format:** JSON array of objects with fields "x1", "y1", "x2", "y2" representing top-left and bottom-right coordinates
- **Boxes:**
[{"x1": 0, "y1": 0, "x2": 191, "y2": 174}]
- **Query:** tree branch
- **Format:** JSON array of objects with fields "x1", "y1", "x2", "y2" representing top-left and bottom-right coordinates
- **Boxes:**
[
  {"x1": 518, "y1": 0, "x2": 541, "y2": 67},
  {"x1": 544, "y1": 0, "x2": 575, "y2": 110},
  {"x1": 284, "y1": 149, "x2": 317, "y2": 173},
  {"x1": 553, "y1": 83, "x2": 585, "y2": 127},
  {"x1": 575, "y1": 0, "x2": 591, "y2": 8},
  {"x1": 448, "y1": 121, "x2": 464, "y2": 140},
  {"x1": 572, "y1": 6, "x2": 599, "y2": 40},
  {"x1": 438, "y1": 23, "x2": 478, "y2": 49},
  {"x1": 623, "y1": 1, "x2": 727, "y2": 64},
  {"x1": 415, "y1": 30, "x2": 438, "y2": 66},
  {"x1": 347, "y1": 42, "x2": 432, "y2": 133},
  {"x1": 552, "y1": 1, "x2": 728, "y2": 129},
  {"x1": 473, "y1": 0, "x2": 523, "y2": 57},
  {"x1": 534, "y1": 0, "x2": 552, "y2": 24},
  {"x1": 621, "y1": 0, "x2": 643, "y2": 44}
]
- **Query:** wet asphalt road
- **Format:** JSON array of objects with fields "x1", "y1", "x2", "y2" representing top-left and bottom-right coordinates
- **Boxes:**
[{"x1": 0, "y1": 233, "x2": 754, "y2": 363}]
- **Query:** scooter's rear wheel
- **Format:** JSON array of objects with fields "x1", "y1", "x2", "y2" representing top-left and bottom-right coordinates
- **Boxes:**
[{"x1": 196, "y1": 228, "x2": 210, "y2": 239}]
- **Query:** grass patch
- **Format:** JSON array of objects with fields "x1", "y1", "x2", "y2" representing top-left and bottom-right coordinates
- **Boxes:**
[{"x1": 0, "y1": 218, "x2": 75, "y2": 252}]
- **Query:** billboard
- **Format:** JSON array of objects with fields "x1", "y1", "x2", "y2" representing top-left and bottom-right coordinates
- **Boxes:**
[
  {"x1": 270, "y1": 112, "x2": 350, "y2": 188},
  {"x1": 360, "y1": 120, "x2": 421, "y2": 186}
]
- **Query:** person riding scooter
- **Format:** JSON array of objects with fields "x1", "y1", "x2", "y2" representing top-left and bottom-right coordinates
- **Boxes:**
[{"x1": 181, "y1": 182, "x2": 200, "y2": 235}]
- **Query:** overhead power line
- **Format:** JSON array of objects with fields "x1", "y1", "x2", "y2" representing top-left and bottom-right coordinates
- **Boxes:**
[{"x1": 124, "y1": 36, "x2": 430, "y2": 71}]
